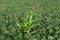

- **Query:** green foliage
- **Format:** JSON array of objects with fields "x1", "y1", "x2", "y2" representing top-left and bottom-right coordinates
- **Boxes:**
[
  {"x1": 0, "y1": 0, "x2": 60, "y2": 40},
  {"x1": 15, "y1": 12, "x2": 34, "y2": 33}
]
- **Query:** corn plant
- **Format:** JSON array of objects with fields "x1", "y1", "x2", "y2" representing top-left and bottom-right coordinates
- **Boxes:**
[
  {"x1": 22, "y1": 14, "x2": 33, "y2": 33},
  {"x1": 15, "y1": 11, "x2": 36, "y2": 34},
  {"x1": 15, "y1": 11, "x2": 41, "y2": 40}
]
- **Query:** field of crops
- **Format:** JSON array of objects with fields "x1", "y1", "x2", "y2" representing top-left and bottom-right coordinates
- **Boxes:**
[{"x1": 0, "y1": 0, "x2": 60, "y2": 40}]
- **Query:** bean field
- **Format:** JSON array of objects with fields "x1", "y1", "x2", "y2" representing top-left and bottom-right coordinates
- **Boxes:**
[{"x1": 0, "y1": 0, "x2": 60, "y2": 40}]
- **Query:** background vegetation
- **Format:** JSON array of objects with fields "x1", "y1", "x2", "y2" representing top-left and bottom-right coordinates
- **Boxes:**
[{"x1": 0, "y1": 0, "x2": 60, "y2": 40}]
